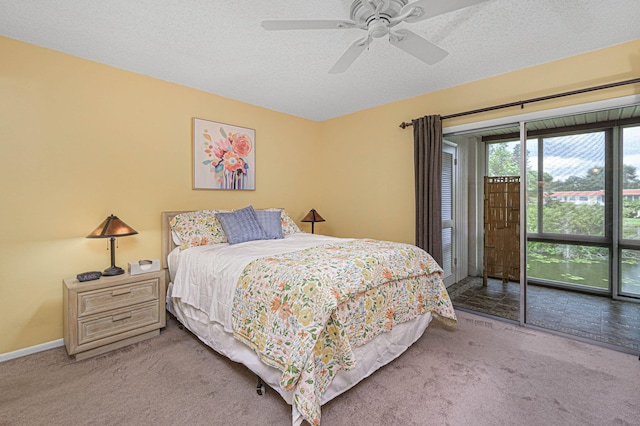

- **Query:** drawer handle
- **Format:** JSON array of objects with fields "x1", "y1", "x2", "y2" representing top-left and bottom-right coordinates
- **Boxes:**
[
  {"x1": 112, "y1": 312, "x2": 132, "y2": 322},
  {"x1": 112, "y1": 288, "x2": 132, "y2": 296}
]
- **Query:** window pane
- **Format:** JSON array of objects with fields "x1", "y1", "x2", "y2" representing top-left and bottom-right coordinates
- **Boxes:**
[
  {"x1": 527, "y1": 242, "x2": 609, "y2": 290},
  {"x1": 542, "y1": 132, "x2": 605, "y2": 236},
  {"x1": 620, "y1": 249, "x2": 640, "y2": 296},
  {"x1": 621, "y1": 126, "x2": 640, "y2": 240},
  {"x1": 487, "y1": 140, "x2": 520, "y2": 177}
]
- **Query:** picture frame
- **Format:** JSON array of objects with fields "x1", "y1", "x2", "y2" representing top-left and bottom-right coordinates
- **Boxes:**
[{"x1": 193, "y1": 118, "x2": 256, "y2": 190}]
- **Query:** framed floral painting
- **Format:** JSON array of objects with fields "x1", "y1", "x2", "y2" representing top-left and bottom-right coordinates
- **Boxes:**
[{"x1": 193, "y1": 118, "x2": 255, "y2": 190}]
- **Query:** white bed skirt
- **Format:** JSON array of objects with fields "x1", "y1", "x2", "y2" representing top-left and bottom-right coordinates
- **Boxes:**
[{"x1": 167, "y1": 282, "x2": 433, "y2": 425}]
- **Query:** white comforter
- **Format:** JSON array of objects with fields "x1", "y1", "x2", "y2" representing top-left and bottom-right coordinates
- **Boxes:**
[{"x1": 170, "y1": 233, "x2": 349, "y2": 331}]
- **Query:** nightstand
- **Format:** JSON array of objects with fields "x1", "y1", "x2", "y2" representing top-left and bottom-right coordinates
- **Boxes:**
[{"x1": 63, "y1": 270, "x2": 166, "y2": 360}]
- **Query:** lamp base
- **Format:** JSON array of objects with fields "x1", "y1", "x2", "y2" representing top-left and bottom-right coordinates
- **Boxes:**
[{"x1": 102, "y1": 266, "x2": 125, "y2": 276}]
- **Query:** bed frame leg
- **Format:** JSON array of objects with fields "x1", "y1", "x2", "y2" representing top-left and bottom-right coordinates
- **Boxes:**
[
  {"x1": 167, "y1": 312, "x2": 185, "y2": 330},
  {"x1": 256, "y1": 376, "x2": 265, "y2": 395}
]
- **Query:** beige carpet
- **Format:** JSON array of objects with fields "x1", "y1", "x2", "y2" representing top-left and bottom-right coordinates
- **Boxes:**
[{"x1": 1, "y1": 310, "x2": 638, "y2": 426}]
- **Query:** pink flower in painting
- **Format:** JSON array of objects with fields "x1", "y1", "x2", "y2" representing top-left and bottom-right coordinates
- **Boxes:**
[
  {"x1": 230, "y1": 132, "x2": 252, "y2": 156},
  {"x1": 214, "y1": 138, "x2": 233, "y2": 159},
  {"x1": 222, "y1": 151, "x2": 244, "y2": 172}
]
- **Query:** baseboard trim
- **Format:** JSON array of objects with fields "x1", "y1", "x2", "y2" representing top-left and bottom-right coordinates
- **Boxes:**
[{"x1": 0, "y1": 339, "x2": 64, "y2": 363}]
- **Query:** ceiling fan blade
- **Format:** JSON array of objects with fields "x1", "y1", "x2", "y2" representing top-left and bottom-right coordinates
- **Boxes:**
[
  {"x1": 389, "y1": 29, "x2": 448, "y2": 65},
  {"x1": 402, "y1": 0, "x2": 489, "y2": 23},
  {"x1": 328, "y1": 37, "x2": 370, "y2": 74},
  {"x1": 261, "y1": 20, "x2": 357, "y2": 31}
]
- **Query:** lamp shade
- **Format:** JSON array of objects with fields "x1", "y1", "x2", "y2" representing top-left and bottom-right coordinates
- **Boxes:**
[
  {"x1": 301, "y1": 209, "x2": 325, "y2": 234},
  {"x1": 87, "y1": 214, "x2": 138, "y2": 238},
  {"x1": 301, "y1": 209, "x2": 325, "y2": 223}
]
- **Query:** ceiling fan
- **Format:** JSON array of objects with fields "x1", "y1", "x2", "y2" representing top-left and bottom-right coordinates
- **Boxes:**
[{"x1": 262, "y1": 0, "x2": 488, "y2": 73}]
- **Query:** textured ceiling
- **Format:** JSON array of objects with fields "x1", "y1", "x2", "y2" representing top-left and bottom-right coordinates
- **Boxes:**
[{"x1": 1, "y1": 0, "x2": 639, "y2": 121}]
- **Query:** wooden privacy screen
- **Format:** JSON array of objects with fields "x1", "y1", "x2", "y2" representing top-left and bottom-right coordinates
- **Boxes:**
[{"x1": 483, "y1": 176, "x2": 520, "y2": 286}]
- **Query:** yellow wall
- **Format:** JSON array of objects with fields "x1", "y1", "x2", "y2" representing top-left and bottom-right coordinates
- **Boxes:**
[
  {"x1": 1, "y1": 35, "x2": 639, "y2": 354},
  {"x1": 0, "y1": 36, "x2": 321, "y2": 353}
]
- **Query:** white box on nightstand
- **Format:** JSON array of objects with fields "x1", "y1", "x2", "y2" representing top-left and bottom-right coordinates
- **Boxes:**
[{"x1": 128, "y1": 259, "x2": 160, "y2": 275}]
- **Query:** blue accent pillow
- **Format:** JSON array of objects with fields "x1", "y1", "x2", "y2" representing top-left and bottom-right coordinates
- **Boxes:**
[
  {"x1": 216, "y1": 206, "x2": 267, "y2": 244},
  {"x1": 254, "y1": 209, "x2": 284, "y2": 240}
]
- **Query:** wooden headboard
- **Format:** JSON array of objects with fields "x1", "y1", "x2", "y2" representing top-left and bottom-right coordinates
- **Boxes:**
[{"x1": 161, "y1": 210, "x2": 193, "y2": 270}]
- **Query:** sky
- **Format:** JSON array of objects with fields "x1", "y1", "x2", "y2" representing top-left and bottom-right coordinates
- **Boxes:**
[{"x1": 504, "y1": 126, "x2": 640, "y2": 182}]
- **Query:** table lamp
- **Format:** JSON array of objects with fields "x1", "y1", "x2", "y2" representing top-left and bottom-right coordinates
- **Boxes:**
[
  {"x1": 87, "y1": 214, "x2": 138, "y2": 276},
  {"x1": 301, "y1": 208, "x2": 325, "y2": 234}
]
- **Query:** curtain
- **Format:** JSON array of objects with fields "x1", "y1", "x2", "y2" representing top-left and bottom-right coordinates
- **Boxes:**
[{"x1": 412, "y1": 115, "x2": 443, "y2": 266}]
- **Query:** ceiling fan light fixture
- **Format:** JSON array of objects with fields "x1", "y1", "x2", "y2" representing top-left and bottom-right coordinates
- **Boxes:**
[{"x1": 368, "y1": 18, "x2": 390, "y2": 38}]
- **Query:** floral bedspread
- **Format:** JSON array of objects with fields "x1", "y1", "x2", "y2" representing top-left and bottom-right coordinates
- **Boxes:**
[{"x1": 231, "y1": 239, "x2": 456, "y2": 425}]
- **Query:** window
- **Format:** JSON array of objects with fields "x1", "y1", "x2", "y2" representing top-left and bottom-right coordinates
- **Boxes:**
[
  {"x1": 524, "y1": 122, "x2": 640, "y2": 298},
  {"x1": 526, "y1": 130, "x2": 609, "y2": 292},
  {"x1": 487, "y1": 140, "x2": 520, "y2": 177}
]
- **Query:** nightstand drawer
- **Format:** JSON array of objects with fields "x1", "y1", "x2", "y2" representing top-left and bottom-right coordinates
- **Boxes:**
[
  {"x1": 78, "y1": 278, "x2": 159, "y2": 317},
  {"x1": 77, "y1": 301, "x2": 160, "y2": 345}
]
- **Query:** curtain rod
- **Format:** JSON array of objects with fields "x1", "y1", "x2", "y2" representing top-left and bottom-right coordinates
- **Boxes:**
[{"x1": 398, "y1": 77, "x2": 640, "y2": 129}]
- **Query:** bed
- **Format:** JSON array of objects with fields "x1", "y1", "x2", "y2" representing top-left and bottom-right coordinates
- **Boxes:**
[{"x1": 161, "y1": 207, "x2": 456, "y2": 426}]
